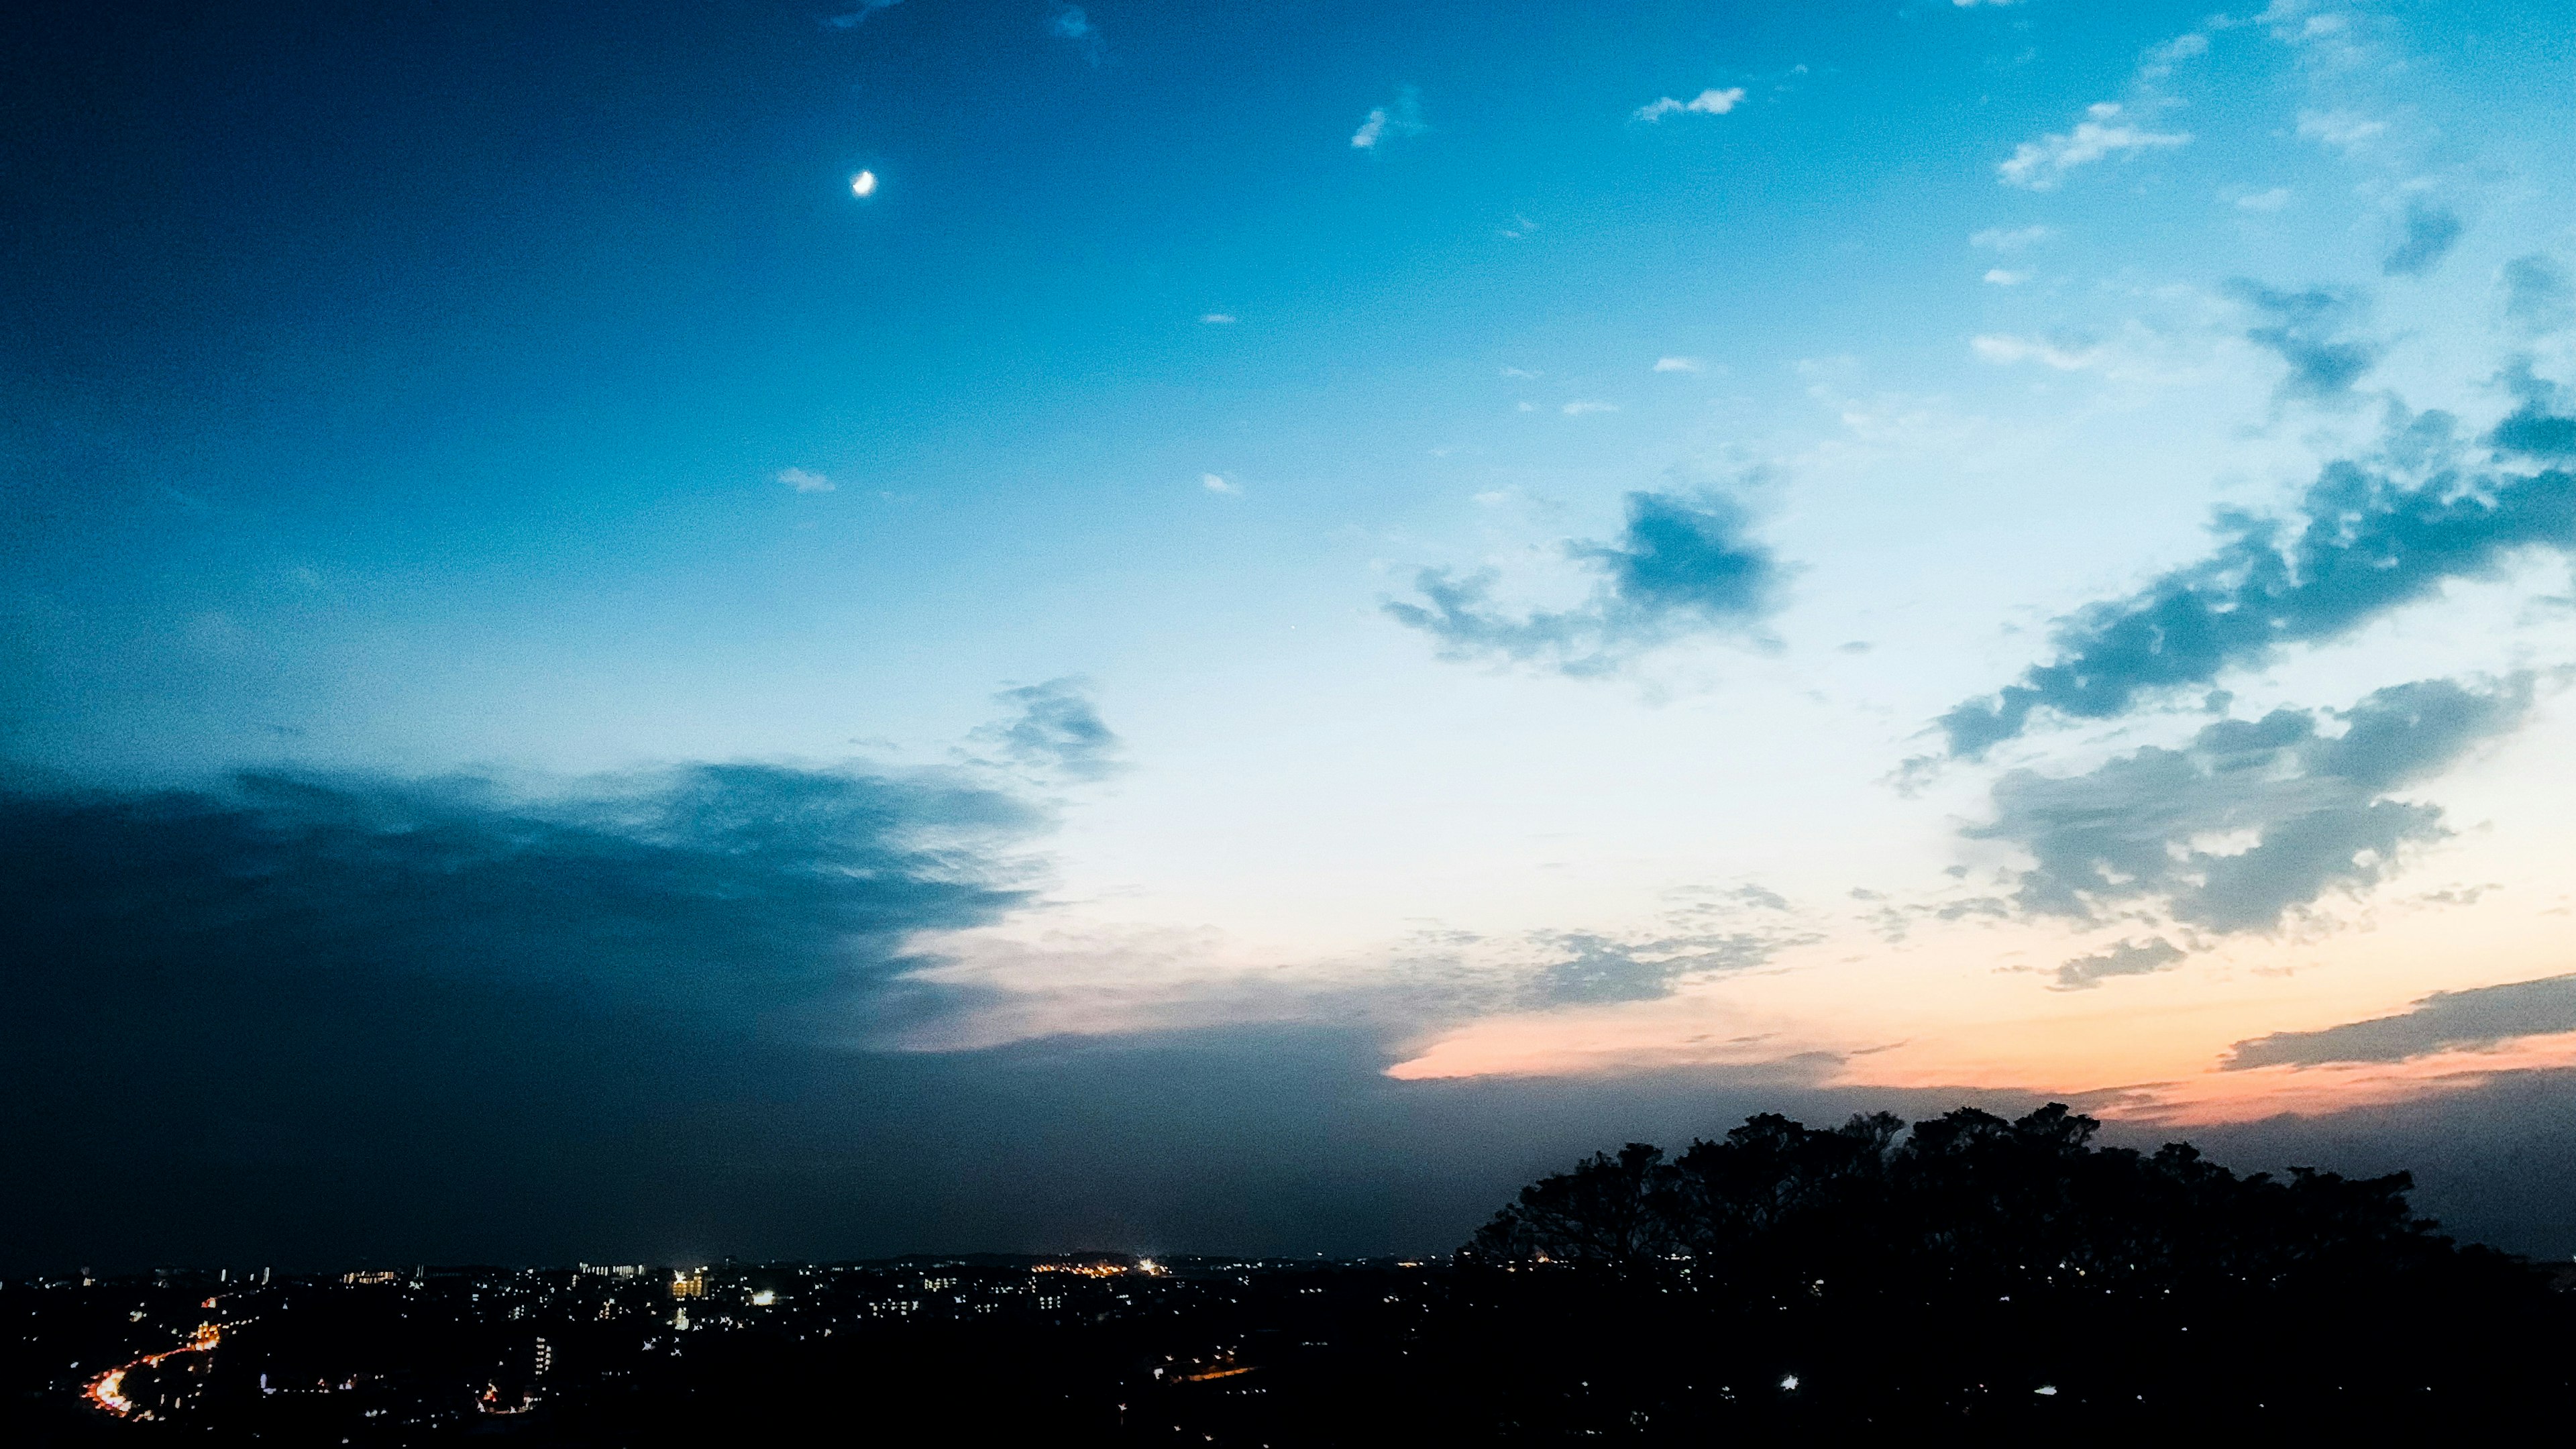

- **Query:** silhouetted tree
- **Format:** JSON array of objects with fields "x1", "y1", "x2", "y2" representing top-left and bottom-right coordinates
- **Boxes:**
[
  {"x1": 1446, "y1": 1104, "x2": 2571, "y2": 1436},
  {"x1": 1472, "y1": 1142, "x2": 1674, "y2": 1267}
]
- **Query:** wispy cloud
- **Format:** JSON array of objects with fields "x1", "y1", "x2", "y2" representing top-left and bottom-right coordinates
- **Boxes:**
[
  {"x1": 1351, "y1": 87, "x2": 1426, "y2": 151},
  {"x1": 1998, "y1": 103, "x2": 2190, "y2": 190},
  {"x1": 2502, "y1": 255, "x2": 2575, "y2": 338},
  {"x1": 1976, "y1": 676, "x2": 2533, "y2": 935},
  {"x1": 2382, "y1": 199, "x2": 2463, "y2": 278},
  {"x1": 1561, "y1": 400, "x2": 1620, "y2": 415},
  {"x1": 2224, "y1": 973, "x2": 2576, "y2": 1069},
  {"x1": 2296, "y1": 109, "x2": 2387, "y2": 152},
  {"x1": 1653, "y1": 356, "x2": 1705, "y2": 373},
  {"x1": 1048, "y1": 3, "x2": 1104, "y2": 63},
  {"x1": 1201, "y1": 472, "x2": 1241, "y2": 495},
  {"x1": 2137, "y1": 32, "x2": 2210, "y2": 78},
  {"x1": 977, "y1": 678, "x2": 1126, "y2": 782},
  {"x1": 1970, "y1": 225, "x2": 2055, "y2": 252},
  {"x1": 1522, "y1": 928, "x2": 1788, "y2": 1006},
  {"x1": 1634, "y1": 87, "x2": 1746, "y2": 122},
  {"x1": 2491, "y1": 362, "x2": 2576, "y2": 462},
  {"x1": 821, "y1": 0, "x2": 902, "y2": 29},
  {"x1": 1941, "y1": 407, "x2": 2576, "y2": 757},
  {"x1": 2054, "y1": 938, "x2": 2186, "y2": 991},
  {"x1": 1385, "y1": 489, "x2": 1782, "y2": 675},
  {"x1": 1982, "y1": 269, "x2": 2029, "y2": 286},
  {"x1": 2236, "y1": 186, "x2": 2293, "y2": 212},
  {"x1": 2228, "y1": 280, "x2": 2379, "y2": 406},
  {"x1": 1199, "y1": 313, "x2": 1237, "y2": 325},
  {"x1": 779, "y1": 466, "x2": 835, "y2": 493},
  {"x1": 1971, "y1": 333, "x2": 2099, "y2": 370}
]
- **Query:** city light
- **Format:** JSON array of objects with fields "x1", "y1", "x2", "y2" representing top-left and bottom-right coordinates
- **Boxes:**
[{"x1": 86, "y1": 1322, "x2": 222, "y2": 1419}]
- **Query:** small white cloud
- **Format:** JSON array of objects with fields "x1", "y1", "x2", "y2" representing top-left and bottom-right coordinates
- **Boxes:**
[
  {"x1": 1970, "y1": 225, "x2": 2054, "y2": 252},
  {"x1": 2236, "y1": 186, "x2": 2293, "y2": 212},
  {"x1": 1652, "y1": 356, "x2": 1705, "y2": 373},
  {"x1": 1998, "y1": 103, "x2": 2190, "y2": 190},
  {"x1": 2297, "y1": 109, "x2": 2387, "y2": 151},
  {"x1": 1498, "y1": 213, "x2": 1538, "y2": 239},
  {"x1": 1515, "y1": 401, "x2": 1538, "y2": 412},
  {"x1": 1951, "y1": 0, "x2": 2024, "y2": 7},
  {"x1": 1500, "y1": 366, "x2": 1543, "y2": 379},
  {"x1": 1201, "y1": 473, "x2": 1241, "y2": 495},
  {"x1": 1971, "y1": 333, "x2": 2098, "y2": 370},
  {"x1": 1635, "y1": 87, "x2": 1746, "y2": 121},
  {"x1": 780, "y1": 467, "x2": 835, "y2": 493},
  {"x1": 1472, "y1": 489, "x2": 1515, "y2": 507},
  {"x1": 2139, "y1": 32, "x2": 2209, "y2": 77},
  {"x1": 1983, "y1": 268, "x2": 2029, "y2": 286},
  {"x1": 822, "y1": 0, "x2": 902, "y2": 29},
  {"x1": 1561, "y1": 400, "x2": 1619, "y2": 415},
  {"x1": 1048, "y1": 3, "x2": 1103, "y2": 62},
  {"x1": 1352, "y1": 87, "x2": 1426, "y2": 150},
  {"x1": 850, "y1": 170, "x2": 878, "y2": 198},
  {"x1": 1199, "y1": 313, "x2": 1236, "y2": 324}
]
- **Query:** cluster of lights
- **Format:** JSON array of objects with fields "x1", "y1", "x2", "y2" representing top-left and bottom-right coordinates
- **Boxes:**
[
  {"x1": 1034, "y1": 1260, "x2": 1158, "y2": 1279},
  {"x1": 86, "y1": 1322, "x2": 222, "y2": 1419}
]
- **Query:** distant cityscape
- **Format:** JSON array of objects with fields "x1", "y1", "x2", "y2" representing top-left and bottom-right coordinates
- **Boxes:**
[
  {"x1": 15, "y1": 1110, "x2": 2576, "y2": 1441},
  {"x1": 5, "y1": 1254, "x2": 1445, "y2": 1442}
]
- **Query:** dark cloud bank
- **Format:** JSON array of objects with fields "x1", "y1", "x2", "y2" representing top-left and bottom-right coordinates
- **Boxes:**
[
  {"x1": 1387, "y1": 490, "x2": 1780, "y2": 674},
  {"x1": 9, "y1": 764, "x2": 2576, "y2": 1269},
  {"x1": 2225, "y1": 973, "x2": 2576, "y2": 1071},
  {"x1": 0, "y1": 765, "x2": 1917, "y2": 1273}
]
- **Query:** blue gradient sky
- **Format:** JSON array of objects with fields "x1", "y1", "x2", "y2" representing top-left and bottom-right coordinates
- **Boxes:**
[{"x1": 8, "y1": 0, "x2": 2576, "y2": 1264}]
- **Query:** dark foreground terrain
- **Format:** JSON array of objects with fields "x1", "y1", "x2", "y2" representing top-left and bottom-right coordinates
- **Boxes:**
[{"x1": 11, "y1": 1107, "x2": 2575, "y2": 1444}]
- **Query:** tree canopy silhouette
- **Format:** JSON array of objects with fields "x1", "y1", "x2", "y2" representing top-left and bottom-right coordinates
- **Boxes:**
[
  {"x1": 1472, "y1": 1104, "x2": 2447, "y2": 1289},
  {"x1": 1441, "y1": 1104, "x2": 2573, "y2": 1435}
]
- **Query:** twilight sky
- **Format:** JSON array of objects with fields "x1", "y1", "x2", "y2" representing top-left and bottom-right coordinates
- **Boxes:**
[{"x1": 7, "y1": 0, "x2": 2576, "y2": 1269}]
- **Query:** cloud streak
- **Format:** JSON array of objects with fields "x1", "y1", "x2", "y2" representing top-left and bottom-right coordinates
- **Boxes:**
[
  {"x1": 1048, "y1": 4, "x2": 1104, "y2": 62},
  {"x1": 979, "y1": 678, "x2": 1126, "y2": 782},
  {"x1": 1523, "y1": 930, "x2": 1786, "y2": 1007},
  {"x1": 1998, "y1": 103, "x2": 2189, "y2": 190},
  {"x1": 2224, "y1": 974, "x2": 2576, "y2": 1069},
  {"x1": 1942, "y1": 409, "x2": 2576, "y2": 755},
  {"x1": 2229, "y1": 281, "x2": 2380, "y2": 405},
  {"x1": 1385, "y1": 490, "x2": 1782, "y2": 675},
  {"x1": 1635, "y1": 88, "x2": 1745, "y2": 122},
  {"x1": 2500, "y1": 255, "x2": 2573, "y2": 338},
  {"x1": 2383, "y1": 201, "x2": 2463, "y2": 278},
  {"x1": 2055, "y1": 937, "x2": 2186, "y2": 991},
  {"x1": 1352, "y1": 87, "x2": 1426, "y2": 151},
  {"x1": 821, "y1": 0, "x2": 902, "y2": 30}
]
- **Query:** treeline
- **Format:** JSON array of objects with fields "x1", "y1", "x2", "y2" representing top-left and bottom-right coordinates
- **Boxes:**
[
  {"x1": 1470, "y1": 1103, "x2": 2453, "y2": 1288},
  {"x1": 1428, "y1": 1105, "x2": 2575, "y2": 1436}
]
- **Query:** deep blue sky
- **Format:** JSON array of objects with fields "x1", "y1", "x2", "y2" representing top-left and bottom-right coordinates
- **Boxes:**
[{"x1": 7, "y1": 0, "x2": 2576, "y2": 1269}]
